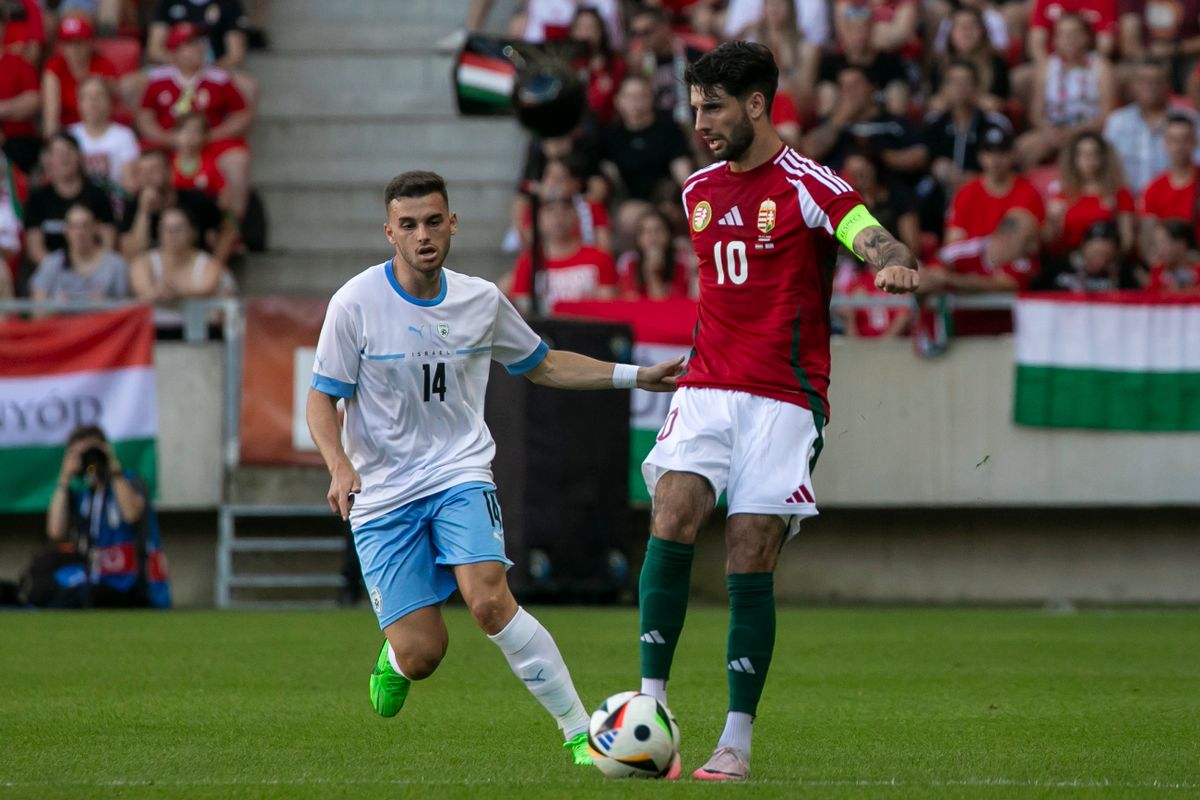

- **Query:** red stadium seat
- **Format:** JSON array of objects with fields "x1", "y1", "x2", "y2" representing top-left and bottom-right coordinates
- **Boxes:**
[{"x1": 94, "y1": 37, "x2": 142, "y2": 76}]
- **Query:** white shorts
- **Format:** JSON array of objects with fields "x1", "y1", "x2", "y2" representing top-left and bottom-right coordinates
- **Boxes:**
[{"x1": 642, "y1": 387, "x2": 823, "y2": 539}]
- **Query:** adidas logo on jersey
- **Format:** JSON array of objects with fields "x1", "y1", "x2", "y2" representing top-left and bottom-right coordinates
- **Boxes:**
[
  {"x1": 728, "y1": 657, "x2": 756, "y2": 674},
  {"x1": 640, "y1": 630, "x2": 666, "y2": 644},
  {"x1": 717, "y1": 206, "x2": 745, "y2": 227}
]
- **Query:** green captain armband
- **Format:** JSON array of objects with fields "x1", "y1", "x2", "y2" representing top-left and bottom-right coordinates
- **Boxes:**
[{"x1": 835, "y1": 204, "x2": 882, "y2": 259}]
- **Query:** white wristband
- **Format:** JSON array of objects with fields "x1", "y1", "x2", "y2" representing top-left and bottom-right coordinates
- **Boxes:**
[{"x1": 612, "y1": 363, "x2": 640, "y2": 389}]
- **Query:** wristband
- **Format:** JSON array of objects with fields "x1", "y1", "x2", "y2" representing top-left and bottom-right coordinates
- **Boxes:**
[{"x1": 612, "y1": 363, "x2": 639, "y2": 389}]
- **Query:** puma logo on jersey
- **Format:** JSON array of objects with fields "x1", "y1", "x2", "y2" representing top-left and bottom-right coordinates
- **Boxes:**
[
  {"x1": 717, "y1": 206, "x2": 745, "y2": 227},
  {"x1": 407, "y1": 325, "x2": 425, "y2": 339}
]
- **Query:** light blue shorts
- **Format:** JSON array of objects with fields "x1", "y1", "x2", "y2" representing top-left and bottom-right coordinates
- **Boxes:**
[{"x1": 353, "y1": 481, "x2": 510, "y2": 629}]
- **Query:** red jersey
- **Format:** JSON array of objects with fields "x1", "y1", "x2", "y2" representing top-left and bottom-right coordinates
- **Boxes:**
[
  {"x1": 1051, "y1": 188, "x2": 1133, "y2": 254},
  {"x1": 172, "y1": 153, "x2": 226, "y2": 197},
  {"x1": 141, "y1": 65, "x2": 247, "y2": 132},
  {"x1": 0, "y1": 53, "x2": 39, "y2": 139},
  {"x1": 1140, "y1": 169, "x2": 1199, "y2": 239},
  {"x1": 44, "y1": 53, "x2": 119, "y2": 128},
  {"x1": 2, "y1": 0, "x2": 44, "y2": 52},
  {"x1": 1147, "y1": 262, "x2": 1200, "y2": 291},
  {"x1": 1031, "y1": 0, "x2": 1117, "y2": 35},
  {"x1": 511, "y1": 244, "x2": 618, "y2": 309},
  {"x1": 679, "y1": 146, "x2": 865, "y2": 416},
  {"x1": 944, "y1": 175, "x2": 1045, "y2": 289}
]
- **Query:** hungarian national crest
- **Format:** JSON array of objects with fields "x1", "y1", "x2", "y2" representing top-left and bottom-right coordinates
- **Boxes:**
[
  {"x1": 692, "y1": 201, "x2": 712, "y2": 232},
  {"x1": 757, "y1": 199, "x2": 777, "y2": 234}
]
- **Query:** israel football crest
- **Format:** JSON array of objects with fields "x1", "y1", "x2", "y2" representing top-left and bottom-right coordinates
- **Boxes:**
[
  {"x1": 691, "y1": 201, "x2": 712, "y2": 232},
  {"x1": 370, "y1": 587, "x2": 383, "y2": 614},
  {"x1": 437, "y1": 323, "x2": 450, "y2": 339},
  {"x1": 757, "y1": 199, "x2": 777, "y2": 234}
]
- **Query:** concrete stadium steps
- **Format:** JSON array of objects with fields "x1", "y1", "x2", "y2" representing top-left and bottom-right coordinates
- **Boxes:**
[
  {"x1": 250, "y1": 117, "x2": 524, "y2": 185},
  {"x1": 239, "y1": 248, "x2": 511, "y2": 295},
  {"x1": 249, "y1": 53, "x2": 459, "y2": 119},
  {"x1": 257, "y1": 181, "x2": 513, "y2": 250}
]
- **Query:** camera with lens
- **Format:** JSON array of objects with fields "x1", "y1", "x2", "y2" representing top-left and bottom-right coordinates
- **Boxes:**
[{"x1": 78, "y1": 447, "x2": 110, "y2": 481}]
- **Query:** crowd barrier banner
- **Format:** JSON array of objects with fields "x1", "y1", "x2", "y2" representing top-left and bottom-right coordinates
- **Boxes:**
[
  {"x1": 555, "y1": 299, "x2": 696, "y2": 502},
  {"x1": 1014, "y1": 293, "x2": 1200, "y2": 431},
  {"x1": 0, "y1": 305, "x2": 158, "y2": 512},
  {"x1": 240, "y1": 297, "x2": 329, "y2": 465}
]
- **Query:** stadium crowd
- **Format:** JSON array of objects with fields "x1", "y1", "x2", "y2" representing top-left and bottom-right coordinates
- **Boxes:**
[
  {"x1": 0, "y1": 0, "x2": 265, "y2": 313},
  {"x1": 487, "y1": 0, "x2": 1200, "y2": 336}
]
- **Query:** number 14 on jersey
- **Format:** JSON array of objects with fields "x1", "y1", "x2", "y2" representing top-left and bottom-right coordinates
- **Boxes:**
[{"x1": 712, "y1": 240, "x2": 749, "y2": 285}]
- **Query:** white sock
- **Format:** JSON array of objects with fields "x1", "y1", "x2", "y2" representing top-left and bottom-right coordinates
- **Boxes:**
[
  {"x1": 489, "y1": 607, "x2": 590, "y2": 740},
  {"x1": 641, "y1": 678, "x2": 667, "y2": 706},
  {"x1": 386, "y1": 644, "x2": 411, "y2": 679},
  {"x1": 716, "y1": 711, "x2": 754, "y2": 757}
]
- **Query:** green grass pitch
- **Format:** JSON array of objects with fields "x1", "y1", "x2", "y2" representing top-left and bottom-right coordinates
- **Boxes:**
[{"x1": 2, "y1": 608, "x2": 1198, "y2": 799}]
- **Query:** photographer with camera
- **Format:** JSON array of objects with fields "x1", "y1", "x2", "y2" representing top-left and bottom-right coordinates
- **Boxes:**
[{"x1": 32, "y1": 424, "x2": 171, "y2": 608}]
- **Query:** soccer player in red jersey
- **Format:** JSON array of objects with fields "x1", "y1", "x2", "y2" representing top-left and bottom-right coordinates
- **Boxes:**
[{"x1": 635, "y1": 41, "x2": 918, "y2": 782}]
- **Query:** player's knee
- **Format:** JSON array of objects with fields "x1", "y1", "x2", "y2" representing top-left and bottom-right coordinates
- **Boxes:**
[
  {"x1": 651, "y1": 501, "x2": 704, "y2": 543},
  {"x1": 393, "y1": 646, "x2": 444, "y2": 680},
  {"x1": 467, "y1": 590, "x2": 516, "y2": 635}
]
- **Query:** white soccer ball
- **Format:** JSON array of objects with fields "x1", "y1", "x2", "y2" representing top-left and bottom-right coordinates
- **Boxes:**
[{"x1": 587, "y1": 691, "x2": 680, "y2": 778}]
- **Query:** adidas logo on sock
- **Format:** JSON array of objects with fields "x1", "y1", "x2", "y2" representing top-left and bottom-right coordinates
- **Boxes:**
[
  {"x1": 717, "y1": 206, "x2": 744, "y2": 227},
  {"x1": 640, "y1": 630, "x2": 666, "y2": 644},
  {"x1": 727, "y1": 657, "x2": 756, "y2": 674}
]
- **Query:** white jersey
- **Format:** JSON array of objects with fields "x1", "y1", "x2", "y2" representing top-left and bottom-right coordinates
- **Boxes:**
[
  {"x1": 67, "y1": 122, "x2": 140, "y2": 190},
  {"x1": 312, "y1": 262, "x2": 547, "y2": 525}
]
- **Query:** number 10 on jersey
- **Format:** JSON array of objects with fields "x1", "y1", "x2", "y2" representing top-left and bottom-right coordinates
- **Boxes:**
[{"x1": 712, "y1": 240, "x2": 749, "y2": 285}]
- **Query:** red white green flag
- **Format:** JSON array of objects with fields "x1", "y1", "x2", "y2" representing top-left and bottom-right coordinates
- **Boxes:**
[
  {"x1": 0, "y1": 306, "x2": 158, "y2": 512},
  {"x1": 1013, "y1": 293, "x2": 1200, "y2": 430}
]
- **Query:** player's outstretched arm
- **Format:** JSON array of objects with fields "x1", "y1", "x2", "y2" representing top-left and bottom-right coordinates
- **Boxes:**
[
  {"x1": 852, "y1": 225, "x2": 920, "y2": 294},
  {"x1": 306, "y1": 388, "x2": 361, "y2": 520},
  {"x1": 525, "y1": 350, "x2": 684, "y2": 393}
]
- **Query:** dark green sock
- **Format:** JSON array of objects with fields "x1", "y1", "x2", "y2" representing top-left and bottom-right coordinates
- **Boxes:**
[
  {"x1": 638, "y1": 536, "x2": 694, "y2": 680},
  {"x1": 726, "y1": 572, "x2": 775, "y2": 715}
]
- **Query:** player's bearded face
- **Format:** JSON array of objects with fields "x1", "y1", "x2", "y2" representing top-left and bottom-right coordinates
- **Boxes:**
[
  {"x1": 692, "y1": 87, "x2": 756, "y2": 162},
  {"x1": 385, "y1": 194, "x2": 457, "y2": 275}
]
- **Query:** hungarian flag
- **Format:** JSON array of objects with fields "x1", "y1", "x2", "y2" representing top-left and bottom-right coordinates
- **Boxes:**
[
  {"x1": 0, "y1": 306, "x2": 158, "y2": 512},
  {"x1": 1013, "y1": 293, "x2": 1200, "y2": 430},
  {"x1": 454, "y1": 34, "x2": 518, "y2": 115}
]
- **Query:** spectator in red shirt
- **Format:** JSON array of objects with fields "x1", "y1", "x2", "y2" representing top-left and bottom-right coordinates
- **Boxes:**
[
  {"x1": 0, "y1": 9, "x2": 41, "y2": 175},
  {"x1": 41, "y1": 16, "x2": 119, "y2": 135},
  {"x1": 138, "y1": 22, "x2": 252, "y2": 219},
  {"x1": 171, "y1": 113, "x2": 226, "y2": 201},
  {"x1": 508, "y1": 196, "x2": 619, "y2": 314},
  {"x1": 2, "y1": 0, "x2": 44, "y2": 66},
  {"x1": 925, "y1": 125, "x2": 1045, "y2": 333},
  {"x1": 616, "y1": 208, "x2": 694, "y2": 300},
  {"x1": 1139, "y1": 113, "x2": 1200, "y2": 261},
  {"x1": 1144, "y1": 219, "x2": 1200, "y2": 291},
  {"x1": 1043, "y1": 131, "x2": 1134, "y2": 259},
  {"x1": 569, "y1": 7, "x2": 626, "y2": 127},
  {"x1": 513, "y1": 154, "x2": 611, "y2": 254},
  {"x1": 1028, "y1": 0, "x2": 1117, "y2": 61}
]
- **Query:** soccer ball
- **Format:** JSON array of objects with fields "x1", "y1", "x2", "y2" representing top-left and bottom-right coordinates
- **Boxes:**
[{"x1": 587, "y1": 691, "x2": 680, "y2": 778}]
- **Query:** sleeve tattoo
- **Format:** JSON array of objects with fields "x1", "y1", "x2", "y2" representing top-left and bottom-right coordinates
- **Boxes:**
[{"x1": 854, "y1": 226, "x2": 919, "y2": 271}]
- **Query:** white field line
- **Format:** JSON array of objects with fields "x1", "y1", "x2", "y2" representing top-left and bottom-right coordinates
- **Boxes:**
[{"x1": 1, "y1": 777, "x2": 1198, "y2": 789}]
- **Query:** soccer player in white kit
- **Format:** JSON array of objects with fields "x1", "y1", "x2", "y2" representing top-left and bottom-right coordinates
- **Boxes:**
[{"x1": 306, "y1": 171, "x2": 683, "y2": 766}]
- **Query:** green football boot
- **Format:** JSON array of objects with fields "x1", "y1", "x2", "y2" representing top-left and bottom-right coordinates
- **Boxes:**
[
  {"x1": 369, "y1": 641, "x2": 410, "y2": 718},
  {"x1": 564, "y1": 732, "x2": 593, "y2": 767}
]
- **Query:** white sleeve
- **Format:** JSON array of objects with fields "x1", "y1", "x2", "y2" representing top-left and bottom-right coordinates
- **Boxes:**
[
  {"x1": 311, "y1": 298, "x2": 362, "y2": 398},
  {"x1": 491, "y1": 290, "x2": 548, "y2": 375},
  {"x1": 798, "y1": 0, "x2": 829, "y2": 48}
]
